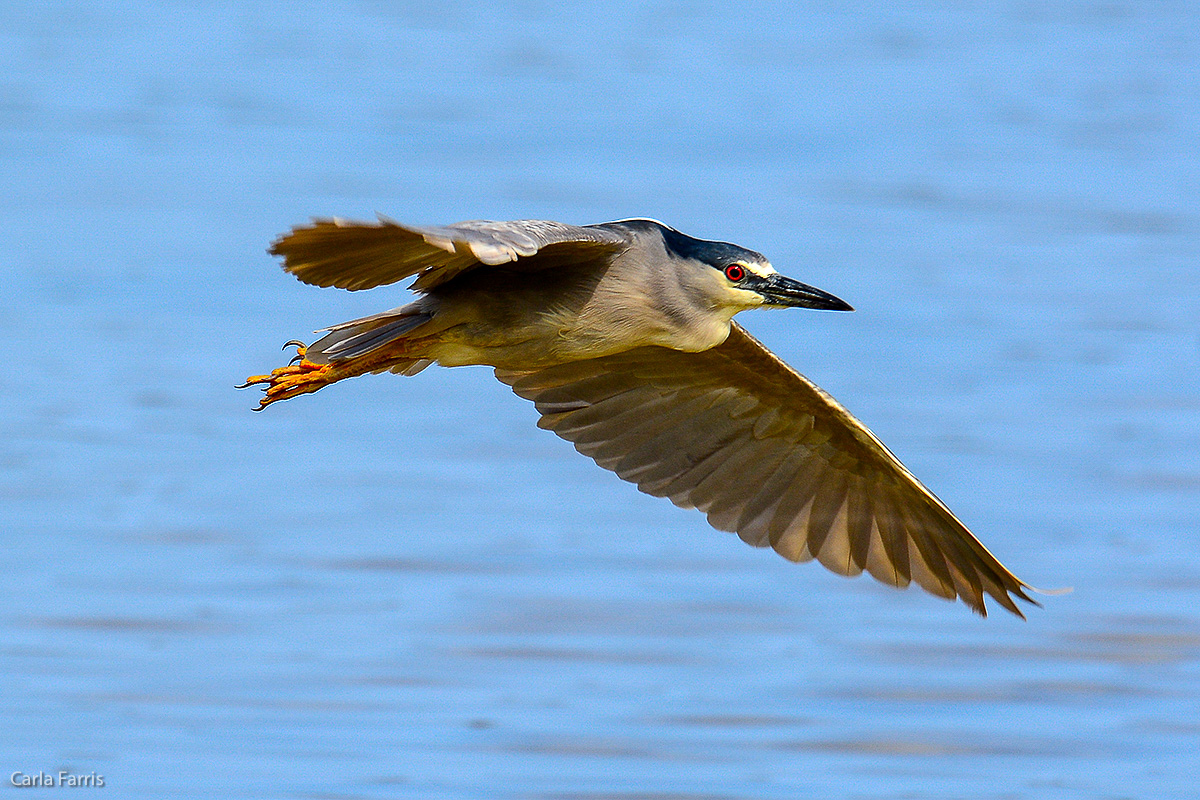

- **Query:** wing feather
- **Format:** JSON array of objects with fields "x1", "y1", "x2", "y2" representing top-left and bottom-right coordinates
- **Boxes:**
[
  {"x1": 495, "y1": 322, "x2": 1036, "y2": 617},
  {"x1": 270, "y1": 217, "x2": 626, "y2": 292}
]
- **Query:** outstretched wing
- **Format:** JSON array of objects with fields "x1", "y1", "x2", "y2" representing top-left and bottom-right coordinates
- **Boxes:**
[
  {"x1": 496, "y1": 322, "x2": 1036, "y2": 617},
  {"x1": 270, "y1": 217, "x2": 627, "y2": 292}
]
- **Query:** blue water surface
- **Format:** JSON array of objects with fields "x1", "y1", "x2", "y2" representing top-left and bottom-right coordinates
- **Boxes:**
[{"x1": 2, "y1": 2, "x2": 1198, "y2": 798}]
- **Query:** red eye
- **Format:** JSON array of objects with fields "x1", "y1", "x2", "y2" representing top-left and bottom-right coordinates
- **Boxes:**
[{"x1": 724, "y1": 264, "x2": 745, "y2": 282}]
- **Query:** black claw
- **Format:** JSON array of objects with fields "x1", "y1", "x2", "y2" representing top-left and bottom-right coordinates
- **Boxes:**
[
  {"x1": 288, "y1": 354, "x2": 304, "y2": 366},
  {"x1": 282, "y1": 339, "x2": 307, "y2": 351}
]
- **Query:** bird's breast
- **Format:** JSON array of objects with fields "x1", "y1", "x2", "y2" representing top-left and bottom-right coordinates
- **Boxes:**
[{"x1": 423, "y1": 263, "x2": 733, "y2": 368}]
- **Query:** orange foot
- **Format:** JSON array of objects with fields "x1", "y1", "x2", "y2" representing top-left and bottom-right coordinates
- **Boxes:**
[{"x1": 239, "y1": 341, "x2": 338, "y2": 410}]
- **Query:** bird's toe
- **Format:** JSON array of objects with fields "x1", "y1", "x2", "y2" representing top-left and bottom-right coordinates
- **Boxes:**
[{"x1": 239, "y1": 343, "x2": 338, "y2": 409}]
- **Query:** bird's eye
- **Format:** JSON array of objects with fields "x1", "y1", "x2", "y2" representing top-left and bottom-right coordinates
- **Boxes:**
[{"x1": 724, "y1": 264, "x2": 746, "y2": 282}]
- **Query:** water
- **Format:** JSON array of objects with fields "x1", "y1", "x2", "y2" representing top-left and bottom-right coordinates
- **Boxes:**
[{"x1": 2, "y1": 1, "x2": 1198, "y2": 798}]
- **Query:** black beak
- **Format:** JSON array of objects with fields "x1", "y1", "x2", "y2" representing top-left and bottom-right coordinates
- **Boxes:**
[{"x1": 751, "y1": 273, "x2": 854, "y2": 311}]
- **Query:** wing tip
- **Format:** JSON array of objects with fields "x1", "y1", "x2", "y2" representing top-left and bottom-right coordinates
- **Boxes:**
[{"x1": 970, "y1": 576, "x2": 1057, "y2": 620}]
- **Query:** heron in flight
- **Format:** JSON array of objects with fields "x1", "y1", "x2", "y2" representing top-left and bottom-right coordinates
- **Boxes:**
[{"x1": 242, "y1": 217, "x2": 1037, "y2": 617}]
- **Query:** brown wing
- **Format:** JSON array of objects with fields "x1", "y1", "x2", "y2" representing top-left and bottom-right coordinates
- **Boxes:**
[
  {"x1": 270, "y1": 217, "x2": 626, "y2": 292},
  {"x1": 496, "y1": 322, "x2": 1036, "y2": 617}
]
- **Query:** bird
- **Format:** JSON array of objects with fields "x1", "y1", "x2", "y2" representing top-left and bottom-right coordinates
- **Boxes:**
[{"x1": 241, "y1": 216, "x2": 1038, "y2": 617}]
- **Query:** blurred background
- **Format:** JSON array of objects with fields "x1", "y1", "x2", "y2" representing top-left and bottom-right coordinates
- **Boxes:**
[{"x1": 2, "y1": 1, "x2": 1198, "y2": 798}]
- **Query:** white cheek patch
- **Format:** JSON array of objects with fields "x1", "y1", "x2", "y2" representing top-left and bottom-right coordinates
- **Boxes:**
[{"x1": 735, "y1": 287, "x2": 768, "y2": 306}]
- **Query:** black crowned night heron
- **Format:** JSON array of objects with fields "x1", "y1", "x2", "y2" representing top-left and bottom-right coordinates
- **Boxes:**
[{"x1": 242, "y1": 217, "x2": 1039, "y2": 617}]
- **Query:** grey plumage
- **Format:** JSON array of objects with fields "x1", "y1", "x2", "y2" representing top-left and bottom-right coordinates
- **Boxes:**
[
  {"x1": 274, "y1": 216, "x2": 625, "y2": 292},
  {"x1": 244, "y1": 216, "x2": 1039, "y2": 617}
]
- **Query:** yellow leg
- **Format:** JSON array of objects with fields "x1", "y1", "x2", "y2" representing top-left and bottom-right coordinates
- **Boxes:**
[
  {"x1": 240, "y1": 338, "x2": 433, "y2": 410},
  {"x1": 238, "y1": 341, "x2": 342, "y2": 410}
]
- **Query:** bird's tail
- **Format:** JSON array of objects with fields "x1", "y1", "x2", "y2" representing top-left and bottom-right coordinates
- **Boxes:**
[
  {"x1": 307, "y1": 307, "x2": 434, "y2": 364},
  {"x1": 239, "y1": 308, "x2": 435, "y2": 409}
]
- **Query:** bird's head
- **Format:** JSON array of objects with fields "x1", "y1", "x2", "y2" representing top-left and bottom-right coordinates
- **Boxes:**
[{"x1": 658, "y1": 225, "x2": 853, "y2": 315}]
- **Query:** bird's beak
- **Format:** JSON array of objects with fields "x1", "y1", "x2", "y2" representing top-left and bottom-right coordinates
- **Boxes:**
[{"x1": 751, "y1": 273, "x2": 854, "y2": 311}]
